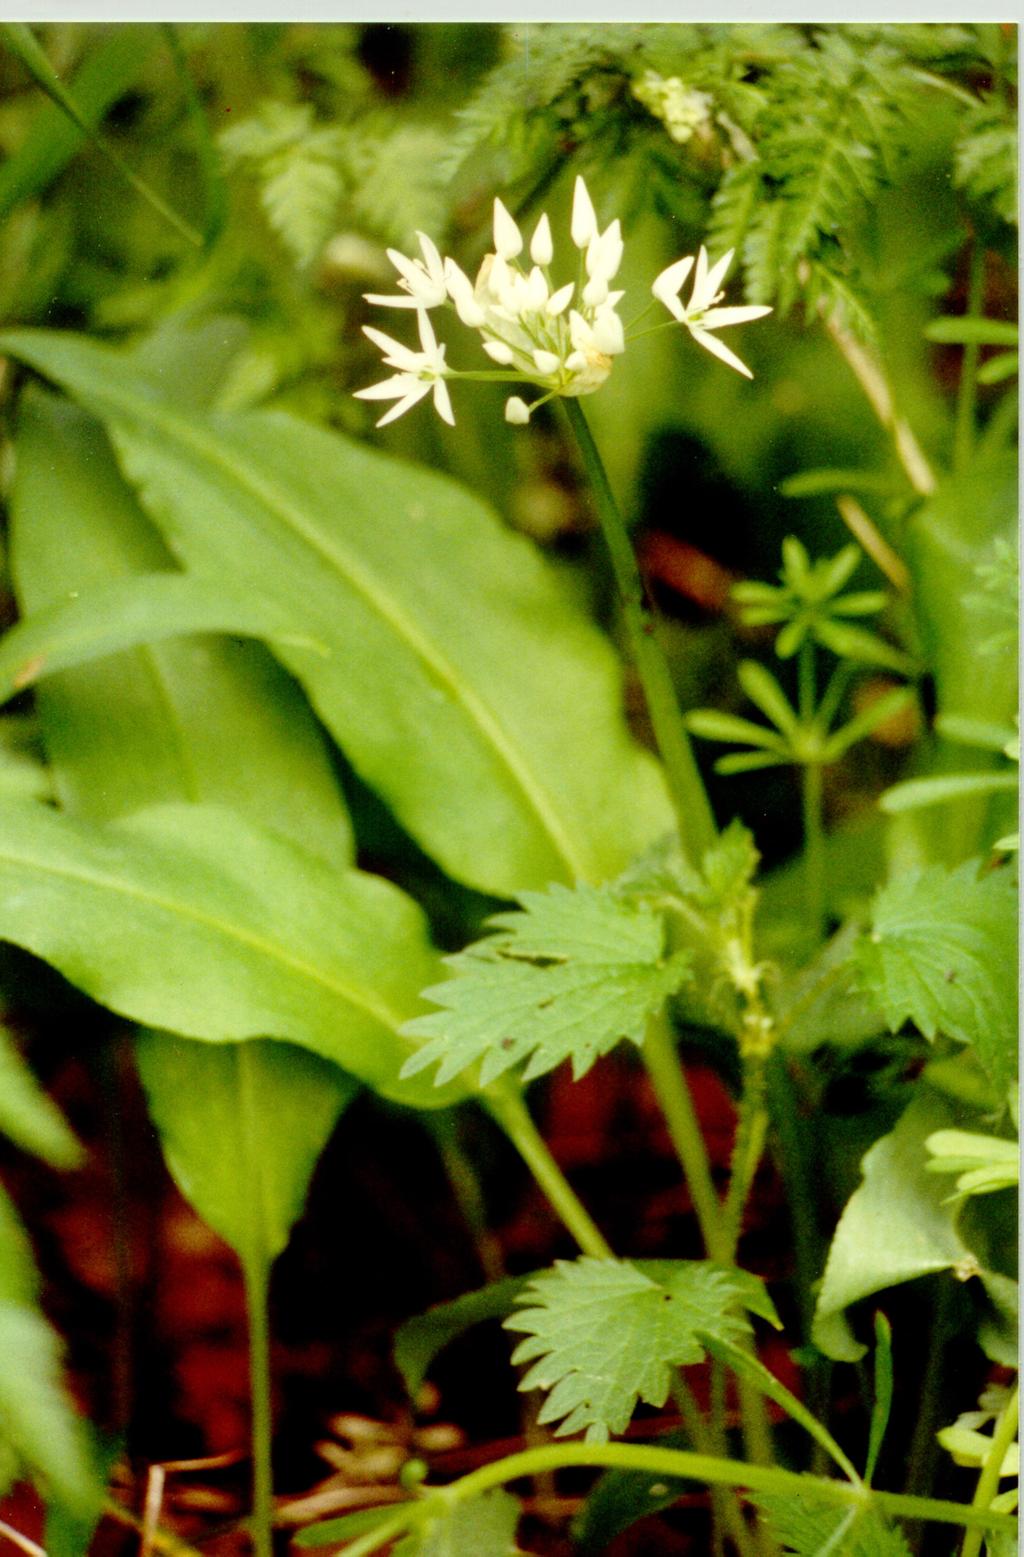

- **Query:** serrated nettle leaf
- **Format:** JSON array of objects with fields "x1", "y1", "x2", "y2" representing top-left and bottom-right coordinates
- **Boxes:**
[
  {"x1": 855, "y1": 860, "x2": 1017, "y2": 1094},
  {"x1": 504, "y1": 1257, "x2": 757, "y2": 1442},
  {"x1": 750, "y1": 1487, "x2": 911, "y2": 1557},
  {"x1": 0, "y1": 799, "x2": 458, "y2": 1108},
  {"x1": 0, "y1": 332, "x2": 673, "y2": 898},
  {"x1": 402, "y1": 882, "x2": 691, "y2": 1086}
]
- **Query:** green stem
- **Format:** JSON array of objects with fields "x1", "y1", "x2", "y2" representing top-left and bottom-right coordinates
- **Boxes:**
[
  {"x1": 960, "y1": 1386, "x2": 1019, "y2": 1557},
  {"x1": 242, "y1": 1259, "x2": 274, "y2": 1557},
  {"x1": 484, "y1": 1080, "x2": 613, "y2": 1260},
  {"x1": 801, "y1": 762, "x2": 826, "y2": 948},
  {"x1": 562, "y1": 397, "x2": 717, "y2": 869},
  {"x1": 764, "y1": 1056, "x2": 820, "y2": 1343},
  {"x1": 722, "y1": 1059, "x2": 769, "y2": 1262},
  {"x1": 953, "y1": 241, "x2": 986, "y2": 473},
  {"x1": 437, "y1": 1444, "x2": 1014, "y2": 1534},
  {"x1": 672, "y1": 1378, "x2": 758, "y2": 1557},
  {"x1": 643, "y1": 1015, "x2": 727, "y2": 1263}
]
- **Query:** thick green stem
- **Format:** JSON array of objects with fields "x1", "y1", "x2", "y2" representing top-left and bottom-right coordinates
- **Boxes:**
[
  {"x1": 484, "y1": 1080, "x2": 612, "y2": 1260},
  {"x1": 643, "y1": 1015, "x2": 727, "y2": 1262},
  {"x1": 562, "y1": 397, "x2": 717, "y2": 868},
  {"x1": 954, "y1": 241, "x2": 986, "y2": 473},
  {"x1": 960, "y1": 1386, "x2": 1019, "y2": 1557}
]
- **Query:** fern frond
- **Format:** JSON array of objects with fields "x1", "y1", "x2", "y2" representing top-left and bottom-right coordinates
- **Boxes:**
[{"x1": 954, "y1": 95, "x2": 1018, "y2": 227}]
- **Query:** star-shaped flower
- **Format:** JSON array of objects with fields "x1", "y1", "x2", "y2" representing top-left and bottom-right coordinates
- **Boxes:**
[
  {"x1": 365, "y1": 231, "x2": 448, "y2": 310},
  {"x1": 652, "y1": 246, "x2": 771, "y2": 379},
  {"x1": 354, "y1": 309, "x2": 454, "y2": 427}
]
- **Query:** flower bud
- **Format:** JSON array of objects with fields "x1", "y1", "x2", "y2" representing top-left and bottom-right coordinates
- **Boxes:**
[{"x1": 505, "y1": 396, "x2": 531, "y2": 424}]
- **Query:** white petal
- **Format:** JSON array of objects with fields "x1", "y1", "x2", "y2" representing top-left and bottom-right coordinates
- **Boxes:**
[
  {"x1": 493, "y1": 197, "x2": 523, "y2": 259},
  {"x1": 525, "y1": 266, "x2": 549, "y2": 311},
  {"x1": 386, "y1": 247, "x2": 419, "y2": 285},
  {"x1": 571, "y1": 175, "x2": 598, "y2": 249},
  {"x1": 489, "y1": 252, "x2": 512, "y2": 299},
  {"x1": 363, "y1": 325, "x2": 422, "y2": 372},
  {"x1": 591, "y1": 308, "x2": 624, "y2": 356},
  {"x1": 586, "y1": 220, "x2": 622, "y2": 283},
  {"x1": 569, "y1": 309, "x2": 594, "y2": 352},
  {"x1": 505, "y1": 396, "x2": 531, "y2": 424},
  {"x1": 417, "y1": 230, "x2": 444, "y2": 280},
  {"x1": 533, "y1": 349, "x2": 561, "y2": 375},
  {"x1": 582, "y1": 275, "x2": 609, "y2": 307},
  {"x1": 689, "y1": 324, "x2": 753, "y2": 379},
  {"x1": 483, "y1": 340, "x2": 515, "y2": 364},
  {"x1": 546, "y1": 282, "x2": 575, "y2": 317},
  {"x1": 651, "y1": 254, "x2": 694, "y2": 309},
  {"x1": 375, "y1": 382, "x2": 431, "y2": 426},
  {"x1": 354, "y1": 372, "x2": 420, "y2": 401},
  {"x1": 700, "y1": 249, "x2": 735, "y2": 309},
  {"x1": 445, "y1": 262, "x2": 487, "y2": 327},
  {"x1": 691, "y1": 246, "x2": 709, "y2": 308},
  {"x1": 700, "y1": 304, "x2": 772, "y2": 328},
  {"x1": 565, "y1": 350, "x2": 587, "y2": 373},
  {"x1": 432, "y1": 378, "x2": 455, "y2": 426},
  {"x1": 363, "y1": 292, "x2": 423, "y2": 309},
  {"x1": 416, "y1": 308, "x2": 441, "y2": 358},
  {"x1": 530, "y1": 213, "x2": 553, "y2": 266}
]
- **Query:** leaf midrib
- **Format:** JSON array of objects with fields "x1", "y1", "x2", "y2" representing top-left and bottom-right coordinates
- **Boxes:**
[
  {"x1": 0, "y1": 834, "x2": 407, "y2": 1037},
  {"x1": 102, "y1": 383, "x2": 593, "y2": 882}
]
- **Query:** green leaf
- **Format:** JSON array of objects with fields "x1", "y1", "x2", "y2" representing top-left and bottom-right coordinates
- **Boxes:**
[
  {"x1": 813, "y1": 1094, "x2": 971, "y2": 1361},
  {"x1": 737, "y1": 661, "x2": 799, "y2": 736},
  {"x1": 0, "y1": 27, "x2": 156, "y2": 219},
  {"x1": 977, "y1": 351, "x2": 1018, "y2": 386},
  {"x1": 822, "y1": 687, "x2": 916, "y2": 760},
  {"x1": 570, "y1": 1430, "x2": 693, "y2": 1554},
  {"x1": 0, "y1": 1026, "x2": 82, "y2": 1169},
  {"x1": 12, "y1": 389, "x2": 355, "y2": 869},
  {"x1": 0, "y1": 799, "x2": 453, "y2": 1108},
  {"x1": 393, "y1": 1491, "x2": 521, "y2": 1557},
  {"x1": 685, "y1": 709, "x2": 788, "y2": 751},
  {"x1": 402, "y1": 883, "x2": 691, "y2": 1087},
  {"x1": 0, "y1": 1188, "x2": 99, "y2": 1516},
  {"x1": 865, "y1": 1312, "x2": 894, "y2": 1486},
  {"x1": 924, "y1": 317, "x2": 1018, "y2": 347},
  {"x1": 855, "y1": 861, "x2": 1017, "y2": 1093},
  {"x1": 504, "y1": 1258, "x2": 757, "y2": 1442},
  {"x1": 393, "y1": 1276, "x2": 531, "y2": 1399},
  {"x1": 925, "y1": 1129, "x2": 1019, "y2": 1200},
  {"x1": 879, "y1": 771, "x2": 1018, "y2": 813},
  {"x1": 0, "y1": 332, "x2": 673, "y2": 898},
  {"x1": 715, "y1": 751, "x2": 790, "y2": 775},
  {"x1": 0, "y1": 572, "x2": 324, "y2": 705},
  {"x1": 751, "y1": 1487, "x2": 911, "y2": 1556},
  {"x1": 136, "y1": 1033, "x2": 357, "y2": 1264},
  {"x1": 811, "y1": 619, "x2": 913, "y2": 673}
]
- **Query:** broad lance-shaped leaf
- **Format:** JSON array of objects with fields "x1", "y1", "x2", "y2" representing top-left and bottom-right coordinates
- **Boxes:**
[
  {"x1": 13, "y1": 388, "x2": 355, "y2": 867},
  {"x1": 0, "y1": 330, "x2": 674, "y2": 897},
  {"x1": 855, "y1": 860, "x2": 1017, "y2": 1095},
  {"x1": 402, "y1": 882, "x2": 692, "y2": 1086},
  {"x1": 0, "y1": 571, "x2": 325, "y2": 705},
  {"x1": 0, "y1": 798, "x2": 459, "y2": 1109},
  {"x1": 505, "y1": 1257, "x2": 760, "y2": 1443},
  {"x1": 136, "y1": 1033, "x2": 356, "y2": 1265}
]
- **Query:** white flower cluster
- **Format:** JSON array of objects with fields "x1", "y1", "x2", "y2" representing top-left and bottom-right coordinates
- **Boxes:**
[{"x1": 355, "y1": 175, "x2": 771, "y2": 429}]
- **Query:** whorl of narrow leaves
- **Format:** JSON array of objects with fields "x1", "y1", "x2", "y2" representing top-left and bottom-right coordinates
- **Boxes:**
[
  {"x1": 855, "y1": 861, "x2": 1017, "y2": 1095},
  {"x1": 402, "y1": 882, "x2": 691, "y2": 1086},
  {"x1": 504, "y1": 1258, "x2": 756, "y2": 1442},
  {"x1": 750, "y1": 1489, "x2": 912, "y2": 1556}
]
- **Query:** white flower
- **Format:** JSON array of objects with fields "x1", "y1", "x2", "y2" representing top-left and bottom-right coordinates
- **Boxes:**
[
  {"x1": 364, "y1": 232, "x2": 448, "y2": 310},
  {"x1": 354, "y1": 309, "x2": 454, "y2": 427},
  {"x1": 652, "y1": 245, "x2": 771, "y2": 379},
  {"x1": 505, "y1": 396, "x2": 531, "y2": 424}
]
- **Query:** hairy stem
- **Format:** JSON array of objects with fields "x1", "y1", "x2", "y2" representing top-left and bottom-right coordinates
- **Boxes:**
[
  {"x1": 484, "y1": 1080, "x2": 612, "y2": 1260},
  {"x1": 960, "y1": 1386, "x2": 1019, "y2": 1557},
  {"x1": 562, "y1": 397, "x2": 717, "y2": 868}
]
